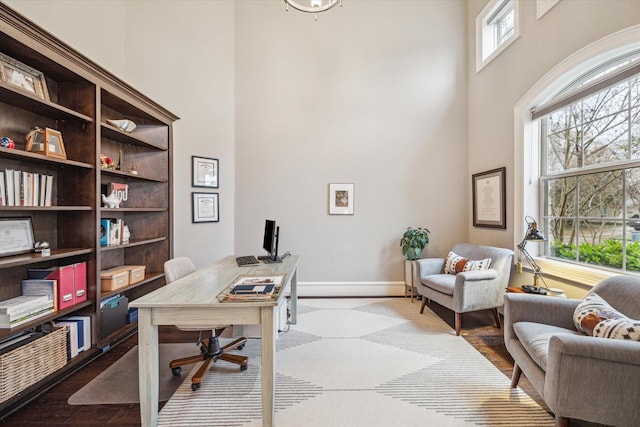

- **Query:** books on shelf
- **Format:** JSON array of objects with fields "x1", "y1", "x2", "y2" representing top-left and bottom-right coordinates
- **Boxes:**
[
  {"x1": 0, "y1": 295, "x2": 54, "y2": 328},
  {"x1": 100, "y1": 218, "x2": 126, "y2": 246},
  {"x1": 21, "y1": 279, "x2": 58, "y2": 310},
  {"x1": 56, "y1": 315, "x2": 91, "y2": 358},
  {"x1": 1, "y1": 168, "x2": 53, "y2": 207}
]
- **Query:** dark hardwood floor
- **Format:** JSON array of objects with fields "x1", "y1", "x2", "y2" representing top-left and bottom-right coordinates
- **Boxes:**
[{"x1": 0, "y1": 298, "x2": 601, "y2": 426}]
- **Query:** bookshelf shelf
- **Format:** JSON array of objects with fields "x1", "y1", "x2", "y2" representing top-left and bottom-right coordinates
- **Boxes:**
[
  {"x1": 100, "y1": 272, "x2": 164, "y2": 299},
  {"x1": 0, "y1": 3, "x2": 176, "y2": 414}
]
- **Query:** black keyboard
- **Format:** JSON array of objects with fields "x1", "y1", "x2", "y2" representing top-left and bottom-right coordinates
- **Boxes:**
[{"x1": 235, "y1": 255, "x2": 260, "y2": 267}]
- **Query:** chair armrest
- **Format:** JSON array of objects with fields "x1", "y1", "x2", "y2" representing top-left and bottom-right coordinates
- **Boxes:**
[
  {"x1": 544, "y1": 334, "x2": 640, "y2": 421},
  {"x1": 456, "y1": 269, "x2": 498, "y2": 281},
  {"x1": 415, "y1": 258, "x2": 445, "y2": 279}
]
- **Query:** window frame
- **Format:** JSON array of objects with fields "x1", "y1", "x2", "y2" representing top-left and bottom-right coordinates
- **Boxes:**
[{"x1": 476, "y1": 0, "x2": 520, "y2": 73}]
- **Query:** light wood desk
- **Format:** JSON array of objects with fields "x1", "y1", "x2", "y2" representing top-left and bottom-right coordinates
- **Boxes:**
[{"x1": 130, "y1": 255, "x2": 299, "y2": 427}]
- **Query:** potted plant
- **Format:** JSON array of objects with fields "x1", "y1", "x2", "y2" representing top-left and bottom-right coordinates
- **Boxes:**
[
  {"x1": 401, "y1": 227, "x2": 430, "y2": 260},
  {"x1": 400, "y1": 227, "x2": 430, "y2": 300}
]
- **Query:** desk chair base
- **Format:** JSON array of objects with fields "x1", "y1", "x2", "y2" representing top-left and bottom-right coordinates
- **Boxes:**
[{"x1": 170, "y1": 335, "x2": 248, "y2": 391}]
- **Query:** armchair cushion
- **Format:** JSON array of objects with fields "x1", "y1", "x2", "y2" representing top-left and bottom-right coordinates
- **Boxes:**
[
  {"x1": 513, "y1": 322, "x2": 581, "y2": 371},
  {"x1": 574, "y1": 292, "x2": 640, "y2": 341},
  {"x1": 444, "y1": 251, "x2": 492, "y2": 274}
]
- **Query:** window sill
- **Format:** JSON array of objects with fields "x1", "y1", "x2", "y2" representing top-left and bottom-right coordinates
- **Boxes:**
[{"x1": 534, "y1": 258, "x2": 626, "y2": 288}]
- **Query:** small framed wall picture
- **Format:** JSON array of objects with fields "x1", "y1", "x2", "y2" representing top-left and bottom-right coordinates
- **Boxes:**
[
  {"x1": 192, "y1": 155, "x2": 219, "y2": 188},
  {"x1": 472, "y1": 167, "x2": 506, "y2": 229},
  {"x1": 0, "y1": 52, "x2": 49, "y2": 101},
  {"x1": 192, "y1": 192, "x2": 219, "y2": 223},
  {"x1": 329, "y1": 183, "x2": 354, "y2": 215}
]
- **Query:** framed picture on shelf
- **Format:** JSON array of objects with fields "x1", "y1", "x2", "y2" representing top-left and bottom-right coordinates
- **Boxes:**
[
  {"x1": 192, "y1": 192, "x2": 219, "y2": 223},
  {"x1": 328, "y1": 183, "x2": 354, "y2": 215},
  {"x1": 0, "y1": 52, "x2": 49, "y2": 101},
  {"x1": 0, "y1": 217, "x2": 35, "y2": 257},
  {"x1": 472, "y1": 167, "x2": 506, "y2": 229},
  {"x1": 192, "y1": 156, "x2": 219, "y2": 188}
]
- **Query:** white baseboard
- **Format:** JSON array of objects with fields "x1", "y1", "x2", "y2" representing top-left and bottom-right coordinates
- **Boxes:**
[{"x1": 298, "y1": 281, "x2": 406, "y2": 297}]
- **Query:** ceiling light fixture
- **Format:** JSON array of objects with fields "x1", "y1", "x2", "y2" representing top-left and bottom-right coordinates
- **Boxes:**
[{"x1": 284, "y1": 0, "x2": 343, "y2": 21}]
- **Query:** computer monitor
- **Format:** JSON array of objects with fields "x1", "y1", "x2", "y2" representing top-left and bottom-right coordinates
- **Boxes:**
[{"x1": 262, "y1": 219, "x2": 280, "y2": 262}]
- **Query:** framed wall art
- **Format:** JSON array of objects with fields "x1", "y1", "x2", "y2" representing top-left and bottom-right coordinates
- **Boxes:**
[
  {"x1": 192, "y1": 155, "x2": 219, "y2": 188},
  {"x1": 0, "y1": 52, "x2": 49, "y2": 101},
  {"x1": 192, "y1": 192, "x2": 219, "y2": 223},
  {"x1": 472, "y1": 167, "x2": 506, "y2": 229},
  {"x1": 0, "y1": 217, "x2": 35, "y2": 257},
  {"x1": 329, "y1": 183, "x2": 354, "y2": 215}
]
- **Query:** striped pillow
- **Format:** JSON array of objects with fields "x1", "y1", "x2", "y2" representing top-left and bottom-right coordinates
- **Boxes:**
[
  {"x1": 444, "y1": 251, "x2": 492, "y2": 275},
  {"x1": 573, "y1": 292, "x2": 640, "y2": 341}
]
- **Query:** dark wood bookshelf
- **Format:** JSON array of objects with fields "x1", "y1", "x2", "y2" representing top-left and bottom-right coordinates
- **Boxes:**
[{"x1": 0, "y1": 3, "x2": 177, "y2": 415}]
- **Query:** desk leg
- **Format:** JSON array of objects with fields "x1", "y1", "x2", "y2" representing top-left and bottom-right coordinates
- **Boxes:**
[
  {"x1": 138, "y1": 307, "x2": 159, "y2": 427},
  {"x1": 290, "y1": 267, "x2": 298, "y2": 325},
  {"x1": 261, "y1": 306, "x2": 276, "y2": 427}
]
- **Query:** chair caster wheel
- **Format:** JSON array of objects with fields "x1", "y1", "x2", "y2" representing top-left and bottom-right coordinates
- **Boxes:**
[
  {"x1": 237, "y1": 344, "x2": 245, "y2": 350},
  {"x1": 241, "y1": 364, "x2": 248, "y2": 371},
  {"x1": 200, "y1": 345, "x2": 207, "y2": 354},
  {"x1": 171, "y1": 367, "x2": 182, "y2": 376},
  {"x1": 192, "y1": 382, "x2": 200, "y2": 391}
]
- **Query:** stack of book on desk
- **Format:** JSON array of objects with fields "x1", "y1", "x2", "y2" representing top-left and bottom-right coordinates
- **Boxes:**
[
  {"x1": 0, "y1": 295, "x2": 54, "y2": 328},
  {"x1": 218, "y1": 274, "x2": 286, "y2": 302}
]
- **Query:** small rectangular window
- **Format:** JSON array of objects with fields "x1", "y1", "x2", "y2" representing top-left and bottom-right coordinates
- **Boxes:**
[{"x1": 476, "y1": 0, "x2": 520, "y2": 72}]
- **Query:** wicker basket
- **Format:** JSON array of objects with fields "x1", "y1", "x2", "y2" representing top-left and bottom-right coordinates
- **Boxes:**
[{"x1": 0, "y1": 326, "x2": 68, "y2": 403}]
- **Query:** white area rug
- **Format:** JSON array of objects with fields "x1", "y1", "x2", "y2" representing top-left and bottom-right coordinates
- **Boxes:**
[{"x1": 158, "y1": 298, "x2": 554, "y2": 426}]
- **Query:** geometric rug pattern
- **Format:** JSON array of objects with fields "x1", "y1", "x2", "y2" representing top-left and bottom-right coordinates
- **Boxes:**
[{"x1": 158, "y1": 298, "x2": 555, "y2": 426}]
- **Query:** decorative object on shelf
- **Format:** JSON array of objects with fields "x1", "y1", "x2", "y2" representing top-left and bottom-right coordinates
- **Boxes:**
[
  {"x1": 102, "y1": 191, "x2": 123, "y2": 208},
  {"x1": 122, "y1": 226, "x2": 131, "y2": 244},
  {"x1": 400, "y1": 227, "x2": 430, "y2": 260},
  {"x1": 192, "y1": 156, "x2": 219, "y2": 188},
  {"x1": 0, "y1": 136, "x2": 15, "y2": 149},
  {"x1": 192, "y1": 192, "x2": 219, "y2": 223},
  {"x1": 0, "y1": 52, "x2": 49, "y2": 100},
  {"x1": 106, "y1": 119, "x2": 136, "y2": 133},
  {"x1": 129, "y1": 165, "x2": 138, "y2": 175},
  {"x1": 517, "y1": 216, "x2": 554, "y2": 295},
  {"x1": 284, "y1": 0, "x2": 342, "y2": 20},
  {"x1": 472, "y1": 167, "x2": 506, "y2": 229},
  {"x1": 0, "y1": 217, "x2": 35, "y2": 257},
  {"x1": 34, "y1": 241, "x2": 50, "y2": 257},
  {"x1": 100, "y1": 153, "x2": 116, "y2": 169},
  {"x1": 328, "y1": 183, "x2": 354, "y2": 215},
  {"x1": 25, "y1": 127, "x2": 67, "y2": 159}
]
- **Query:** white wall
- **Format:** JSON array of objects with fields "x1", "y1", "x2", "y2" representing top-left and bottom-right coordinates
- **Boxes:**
[{"x1": 234, "y1": 0, "x2": 468, "y2": 295}]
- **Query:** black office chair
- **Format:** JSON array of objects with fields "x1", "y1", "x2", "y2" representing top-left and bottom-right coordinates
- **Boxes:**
[{"x1": 164, "y1": 257, "x2": 248, "y2": 391}]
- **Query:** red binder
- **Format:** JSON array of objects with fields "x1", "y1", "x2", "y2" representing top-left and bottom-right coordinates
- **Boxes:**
[
  {"x1": 72, "y1": 262, "x2": 87, "y2": 304},
  {"x1": 45, "y1": 265, "x2": 75, "y2": 310}
]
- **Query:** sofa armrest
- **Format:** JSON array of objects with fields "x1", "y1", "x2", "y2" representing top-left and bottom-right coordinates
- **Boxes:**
[
  {"x1": 543, "y1": 334, "x2": 640, "y2": 424},
  {"x1": 415, "y1": 258, "x2": 445, "y2": 279}
]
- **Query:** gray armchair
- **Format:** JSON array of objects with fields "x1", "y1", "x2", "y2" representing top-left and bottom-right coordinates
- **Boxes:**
[
  {"x1": 414, "y1": 243, "x2": 514, "y2": 335},
  {"x1": 504, "y1": 276, "x2": 640, "y2": 427}
]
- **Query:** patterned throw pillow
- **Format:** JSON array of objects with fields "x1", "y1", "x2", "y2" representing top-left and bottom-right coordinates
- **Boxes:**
[
  {"x1": 573, "y1": 292, "x2": 640, "y2": 341},
  {"x1": 444, "y1": 251, "x2": 492, "y2": 275}
]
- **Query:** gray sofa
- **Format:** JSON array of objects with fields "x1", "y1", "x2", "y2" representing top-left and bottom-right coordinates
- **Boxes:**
[
  {"x1": 504, "y1": 275, "x2": 640, "y2": 427},
  {"x1": 414, "y1": 243, "x2": 514, "y2": 335}
]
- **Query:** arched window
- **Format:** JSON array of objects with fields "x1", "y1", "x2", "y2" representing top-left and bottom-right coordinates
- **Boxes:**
[
  {"x1": 514, "y1": 26, "x2": 640, "y2": 285},
  {"x1": 534, "y1": 52, "x2": 640, "y2": 272}
]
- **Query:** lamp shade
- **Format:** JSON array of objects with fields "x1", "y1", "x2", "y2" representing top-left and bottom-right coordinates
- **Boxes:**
[{"x1": 524, "y1": 221, "x2": 545, "y2": 241}]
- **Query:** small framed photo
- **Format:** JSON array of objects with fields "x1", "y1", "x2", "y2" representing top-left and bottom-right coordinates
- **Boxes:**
[
  {"x1": 0, "y1": 217, "x2": 35, "y2": 257},
  {"x1": 472, "y1": 167, "x2": 506, "y2": 229},
  {"x1": 329, "y1": 183, "x2": 354, "y2": 215},
  {"x1": 192, "y1": 156, "x2": 219, "y2": 188},
  {"x1": 192, "y1": 192, "x2": 219, "y2": 223},
  {"x1": 0, "y1": 53, "x2": 49, "y2": 101}
]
